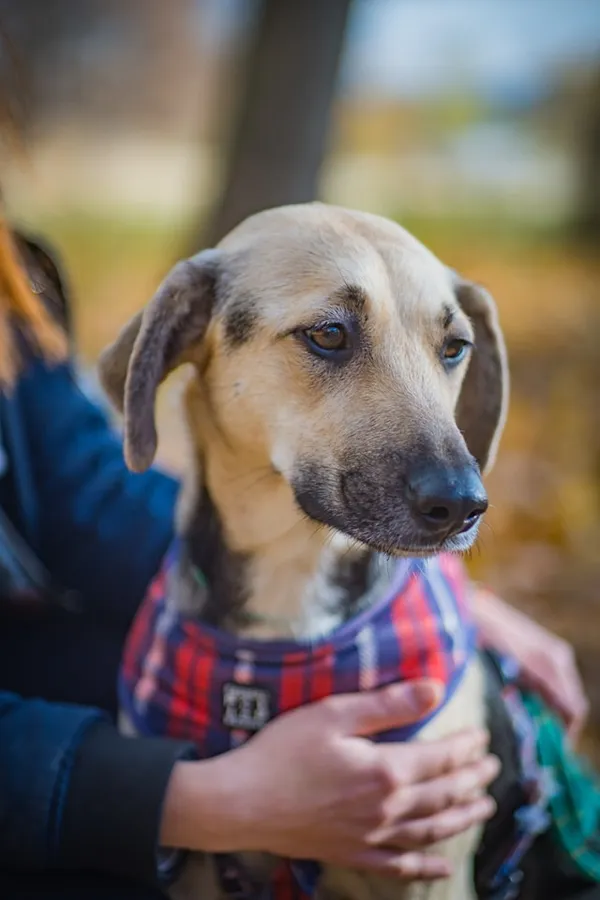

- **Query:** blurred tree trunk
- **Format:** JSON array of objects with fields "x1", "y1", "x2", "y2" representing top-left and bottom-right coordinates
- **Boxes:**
[
  {"x1": 572, "y1": 69, "x2": 600, "y2": 517},
  {"x1": 203, "y1": 0, "x2": 352, "y2": 246},
  {"x1": 572, "y1": 67, "x2": 600, "y2": 241}
]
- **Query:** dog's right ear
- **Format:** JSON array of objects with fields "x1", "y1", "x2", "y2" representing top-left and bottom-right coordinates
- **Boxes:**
[
  {"x1": 98, "y1": 249, "x2": 220, "y2": 473},
  {"x1": 451, "y1": 274, "x2": 508, "y2": 474}
]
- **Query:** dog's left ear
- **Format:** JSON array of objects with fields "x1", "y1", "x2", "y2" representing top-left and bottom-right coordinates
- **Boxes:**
[
  {"x1": 451, "y1": 274, "x2": 509, "y2": 473},
  {"x1": 98, "y1": 249, "x2": 220, "y2": 473}
]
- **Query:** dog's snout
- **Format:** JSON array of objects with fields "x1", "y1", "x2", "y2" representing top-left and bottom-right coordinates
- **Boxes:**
[{"x1": 407, "y1": 466, "x2": 488, "y2": 537}]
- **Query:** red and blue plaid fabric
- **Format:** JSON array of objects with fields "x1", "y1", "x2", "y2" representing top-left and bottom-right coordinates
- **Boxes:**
[
  {"x1": 120, "y1": 550, "x2": 476, "y2": 751},
  {"x1": 120, "y1": 549, "x2": 476, "y2": 899}
]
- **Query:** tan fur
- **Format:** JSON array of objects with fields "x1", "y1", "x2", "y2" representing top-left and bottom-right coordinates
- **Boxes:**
[
  {"x1": 98, "y1": 202, "x2": 508, "y2": 900},
  {"x1": 180, "y1": 374, "x2": 370, "y2": 637}
]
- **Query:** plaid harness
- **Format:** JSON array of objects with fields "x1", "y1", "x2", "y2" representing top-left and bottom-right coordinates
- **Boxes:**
[{"x1": 120, "y1": 549, "x2": 477, "y2": 899}]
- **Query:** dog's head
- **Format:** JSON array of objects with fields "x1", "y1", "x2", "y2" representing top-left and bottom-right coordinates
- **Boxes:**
[{"x1": 99, "y1": 203, "x2": 508, "y2": 556}]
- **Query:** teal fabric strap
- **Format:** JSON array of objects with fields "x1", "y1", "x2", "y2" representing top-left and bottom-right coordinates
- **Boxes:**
[{"x1": 522, "y1": 691, "x2": 600, "y2": 883}]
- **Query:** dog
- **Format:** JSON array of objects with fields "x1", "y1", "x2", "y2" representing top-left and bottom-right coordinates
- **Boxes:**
[{"x1": 99, "y1": 202, "x2": 508, "y2": 900}]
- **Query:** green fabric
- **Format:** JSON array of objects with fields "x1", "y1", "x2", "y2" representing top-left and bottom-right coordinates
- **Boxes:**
[{"x1": 522, "y1": 691, "x2": 600, "y2": 883}]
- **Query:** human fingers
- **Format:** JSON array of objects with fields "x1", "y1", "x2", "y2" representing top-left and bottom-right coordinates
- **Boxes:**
[
  {"x1": 326, "y1": 679, "x2": 445, "y2": 737},
  {"x1": 378, "y1": 727, "x2": 490, "y2": 788},
  {"x1": 378, "y1": 795, "x2": 496, "y2": 850},
  {"x1": 521, "y1": 644, "x2": 589, "y2": 743},
  {"x1": 383, "y1": 753, "x2": 500, "y2": 822},
  {"x1": 346, "y1": 848, "x2": 453, "y2": 881}
]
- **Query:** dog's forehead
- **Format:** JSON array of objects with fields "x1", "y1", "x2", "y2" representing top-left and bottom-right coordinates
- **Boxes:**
[{"x1": 218, "y1": 204, "x2": 456, "y2": 330}]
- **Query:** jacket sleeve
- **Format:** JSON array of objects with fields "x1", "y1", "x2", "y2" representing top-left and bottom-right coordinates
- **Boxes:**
[
  {"x1": 0, "y1": 690, "x2": 196, "y2": 883},
  {"x1": 13, "y1": 356, "x2": 179, "y2": 629}
]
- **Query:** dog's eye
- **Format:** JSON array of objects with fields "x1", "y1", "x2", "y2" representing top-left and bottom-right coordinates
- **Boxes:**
[
  {"x1": 304, "y1": 323, "x2": 351, "y2": 357},
  {"x1": 442, "y1": 338, "x2": 471, "y2": 366}
]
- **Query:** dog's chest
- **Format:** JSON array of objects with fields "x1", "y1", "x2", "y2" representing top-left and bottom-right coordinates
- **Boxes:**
[
  {"x1": 168, "y1": 659, "x2": 487, "y2": 900},
  {"x1": 121, "y1": 550, "x2": 482, "y2": 900},
  {"x1": 119, "y1": 550, "x2": 475, "y2": 759}
]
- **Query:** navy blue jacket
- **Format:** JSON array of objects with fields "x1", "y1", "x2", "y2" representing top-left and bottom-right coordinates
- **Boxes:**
[{"x1": 0, "y1": 249, "x2": 195, "y2": 887}]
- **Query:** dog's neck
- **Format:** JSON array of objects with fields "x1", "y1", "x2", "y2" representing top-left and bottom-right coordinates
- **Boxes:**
[{"x1": 175, "y1": 439, "x2": 378, "y2": 641}]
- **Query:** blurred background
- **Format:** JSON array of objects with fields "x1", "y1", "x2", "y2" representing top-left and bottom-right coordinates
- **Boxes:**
[{"x1": 1, "y1": 0, "x2": 599, "y2": 758}]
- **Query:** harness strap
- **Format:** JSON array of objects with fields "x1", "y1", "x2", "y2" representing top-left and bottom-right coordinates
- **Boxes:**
[{"x1": 481, "y1": 652, "x2": 554, "y2": 900}]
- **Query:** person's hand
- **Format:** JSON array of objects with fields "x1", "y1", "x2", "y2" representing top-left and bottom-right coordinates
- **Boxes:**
[
  {"x1": 162, "y1": 679, "x2": 499, "y2": 881},
  {"x1": 473, "y1": 587, "x2": 589, "y2": 744}
]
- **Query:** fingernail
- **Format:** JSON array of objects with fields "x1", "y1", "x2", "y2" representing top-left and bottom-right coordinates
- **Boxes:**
[
  {"x1": 464, "y1": 730, "x2": 489, "y2": 761},
  {"x1": 486, "y1": 754, "x2": 502, "y2": 778},
  {"x1": 433, "y1": 861, "x2": 453, "y2": 879},
  {"x1": 469, "y1": 796, "x2": 496, "y2": 823},
  {"x1": 481, "y1": 797, "x2": 497, "y2": 818},
  {"x1": 404, "y1": 679, "x2": 445, "y2": 713},
  {"x1": 431, "y1": 859, "x2": 453, "y2": 879}
]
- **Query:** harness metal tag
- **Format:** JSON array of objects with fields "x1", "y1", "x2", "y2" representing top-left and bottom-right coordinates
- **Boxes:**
[{"x1": 222, "y1": 682, "x2": 272, "y2": 732}]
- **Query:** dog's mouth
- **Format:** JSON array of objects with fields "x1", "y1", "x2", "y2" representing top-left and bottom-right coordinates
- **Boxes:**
[
  {"x1": 293, "y1": 482, "x2": 482, "y2": 559},
  {"x1": 396, "y1": 521, "x2": 481, "y2": 557},
  {"x1": 338, "y1": 522, "x2": 481, "y2": 559}
]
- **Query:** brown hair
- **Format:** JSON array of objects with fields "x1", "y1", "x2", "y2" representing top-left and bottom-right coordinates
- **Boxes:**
[{"x1": 0, "y1": 217, "x2": 68, "y2": 389}]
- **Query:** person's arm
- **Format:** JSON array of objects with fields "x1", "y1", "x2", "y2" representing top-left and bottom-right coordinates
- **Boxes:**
[
  {"x1": 0, "y1": 690, "x2": 196, "y2": 885},
  {"x1": 1, "y1": 681, "x2": 498, "y2": 885},
  {"x1": 12, "y1": 356, "x2": 178, "y2": 629},
  {"x1": 472, "y1": 586, "x2": 589, "y2": 743},
  {"x1": 159, "y1": 679, "x2": 499, "y2": 879}
]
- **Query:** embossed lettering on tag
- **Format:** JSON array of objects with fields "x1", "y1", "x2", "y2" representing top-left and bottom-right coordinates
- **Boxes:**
[{"x1": 222, "y1": 682, "x2": 272, "y2": 731}]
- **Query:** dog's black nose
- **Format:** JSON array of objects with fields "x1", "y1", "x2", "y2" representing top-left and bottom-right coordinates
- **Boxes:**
[{"x1": 407, "y1": 467, "x2": 488, "y2": 537}]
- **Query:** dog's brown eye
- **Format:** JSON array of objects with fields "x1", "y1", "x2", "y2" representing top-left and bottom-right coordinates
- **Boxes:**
[
  {"x1": 298, "y1": 321, "x2": 355, "y2": 362},
  {"x1": 310, "y1": 324, "x2": 346, "y2": 350},
  {"x1": 442, "y1": 338, "x2": 471, "y2": 366},
  {"x1": 306, "y1": 324, "x2": 348, "y2": 352}
]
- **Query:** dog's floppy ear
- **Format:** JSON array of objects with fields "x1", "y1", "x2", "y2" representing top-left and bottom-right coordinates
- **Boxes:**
[
  {"x1": 98, "y1": 250, "x2": 219, "y2": 473},
  {"x1": 452, "y1": 274, "x2": 509, "y2": 473}
]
